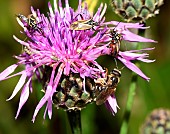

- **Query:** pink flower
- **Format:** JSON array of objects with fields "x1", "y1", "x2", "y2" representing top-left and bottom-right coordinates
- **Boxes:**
[{"x1": 0, "y1": 0, "x2": 156, "y2": 122}]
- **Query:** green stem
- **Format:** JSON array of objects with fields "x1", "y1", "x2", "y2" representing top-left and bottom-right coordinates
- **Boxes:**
[
  {"x1": 120, "y1": 22, "x2": 146, "y2": 134},
  {"x1": 67, "y1": 110, "x2": 82, "y2": 134},
  {"x1": 119, "y1": 73, "x2": 138, "y2": 134}
]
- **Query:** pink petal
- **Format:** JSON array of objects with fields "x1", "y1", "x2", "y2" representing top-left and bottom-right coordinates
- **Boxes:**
[
  {"x1": 7, "y1": 72, "x2": 27, "y2": 101},
  {"x1": 13, "y1": 35, "x2": 30, "y2": 47},
  {"x1": 43, "y1": 104, "x2": 48, "y2": 120},
  {"x1": 43, "y1": 98, "x2": 52, "y2": 120},
  {"x1": 64, "y1": 62, "x2": 70, "y2": 75},
  {"x1": 47, "y1": 98, "x2": 53, "y2": 119},
  {"x1": 48, "y1": 2, "x2": 54, "y2": 17},
  {"x1": 32, "y1": 85, "x2": 52, "y2": 122},
  {"x1": 53, "y1": 0, "x2": 58, "y2": 12},
  {"x1": 106, "y1": 21, "x2": 143, "y2": 28},
  {"x1": 0, "y1": 64, "x2": 18, "y2": 81},
  {"x1": 106, "y1": 95, "x2": 119, "y2": 115},
  {"x1": 138, "y1": 58, "x2": 155, "y2": 63},
  {"x1": 118, "y1": 57, "x2": 150, "y2": 81},
  {"x1": 122, "y1": 30, "x2": 156, "y2": 43},
  {"x1": 100, "y1": 4, "x2": 107, "y2": 21},
  {"x1": 15, "y1": 78, "x2": 31, "y2": 119},
  {"x1": 32, "y1": 65, "x2": 58, "y2": 122},
  {"x1": 119, "y1": 51, "x2": 147, "y2": 59},
  {"x1": 119, "y1": 51, "x2": 154, "y2": 62},
  {"x1": 47, "y1": 99, "x2": 52, "y2": 119}
]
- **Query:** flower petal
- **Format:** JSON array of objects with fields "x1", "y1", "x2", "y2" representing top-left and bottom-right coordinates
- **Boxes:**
[
  {"x1": 0, "y1": 64, "x2": 18, "y2": 81},
  {"x1": 138, "y1": 58, "x2": 155, "y2": 63},
  {"x1": 118, "y1": 57, "x2": 150, "y2": 81},
  {"x1": 43, "y1": 98, "x2": 52, "y2": 120},
  {"x1": 47, "y1": 98, "x2": 52, "y2": 119},
  {"x1": 122, "y1": 30, "x2": 156, "y2": 43},
  {"x1": 105, "y1": 95, "x2": 119, "y2": 115},
  {"x1": 7, "y1": 72, "x2": 27, "y2": 101},
  {"x1": 15, "y1": 78, "x2": 31, "y2": 119},
  {"x1": 32, "y1": 85, "x2": 52, "y2": 123}
]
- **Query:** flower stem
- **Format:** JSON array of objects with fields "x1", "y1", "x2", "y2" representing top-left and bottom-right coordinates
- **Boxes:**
[
  {"x1": 67, "y1": 110, "x2": 82, "y2": 134},
  {"x1": 120, "y1": 22, "x2": 146, "y2": 134},
  {"x1": 119, "y1": 73, "x2": 138, "y2": 134}
]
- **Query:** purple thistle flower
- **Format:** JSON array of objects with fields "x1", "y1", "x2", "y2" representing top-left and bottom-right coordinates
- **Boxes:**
[{"x1": 0, "y1": 0, "x2": 156, "y2": 122}]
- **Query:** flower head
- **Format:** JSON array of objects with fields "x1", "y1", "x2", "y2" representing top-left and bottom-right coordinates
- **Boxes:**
[{"x1": 0, "y1": 0, "x2": 156, "y2": 122}]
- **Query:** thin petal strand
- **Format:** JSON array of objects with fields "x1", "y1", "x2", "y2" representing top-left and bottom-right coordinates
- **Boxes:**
[
  {"x1": 118, "y1": 57, "x2": 150, "y2": 81},
  {"x1": 7, "y1": 72, "x2": 27, "y2": 101},
  {"x1": 15, "y1": 78, "x2": 31, "y2": 119},
  {"x1": 0, "y1": 64, "x2": 18, "y2": 81},
  {"x1": 105, "y1": 95, "x2": 119, "y2": 115}
]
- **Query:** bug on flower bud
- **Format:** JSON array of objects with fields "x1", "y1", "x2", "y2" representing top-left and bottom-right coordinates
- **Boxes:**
[{"x1": 94, "y1": 68, "x2": 121, "y2": 105}]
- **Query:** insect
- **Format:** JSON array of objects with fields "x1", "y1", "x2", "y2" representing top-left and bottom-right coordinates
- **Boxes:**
[
  {"x1": 24, "y1": 46, "x2": 32, "y2": 55},
  {"x1": 70, "y1": 14, "x2": 99, "y2": 30},
  {"x1": 108, "y1": 18, "x2": 126, "y2": 57},
  {"x1": 94, "y1": 68, "x2": 121, "y2": 105},
  {"x1": 109, "y1": 29, "x2": 122, "y2": 57},
  {"x1": 17, "y1": 14, "x2": 42, "y2": 33}
]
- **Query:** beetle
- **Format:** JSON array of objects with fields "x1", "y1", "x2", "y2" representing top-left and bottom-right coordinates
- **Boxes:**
[{"x1": 109, "y1": 30, "x2": 122, "y2": 57}]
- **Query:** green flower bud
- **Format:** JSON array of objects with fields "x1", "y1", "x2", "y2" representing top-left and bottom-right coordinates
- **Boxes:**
[
  {"x1": 141, "y1": 108, "x2": 170, "y2": 134},
  {"x1": 111, "y1": 0, "x2": 164, "y2": 22}
]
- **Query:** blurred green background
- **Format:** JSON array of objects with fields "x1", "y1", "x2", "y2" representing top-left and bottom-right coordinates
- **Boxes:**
[{"x1": 0, "y1": 0, "x2": 170, "y2": 134}]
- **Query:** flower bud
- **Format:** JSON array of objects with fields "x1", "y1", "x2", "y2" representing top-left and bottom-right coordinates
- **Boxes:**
[
  {"x1": 141, "y1": 108, "x2": 170, "y2": 134},
  {"x1": 111, "y1": 0, "x2": 164, "y2": 22}
]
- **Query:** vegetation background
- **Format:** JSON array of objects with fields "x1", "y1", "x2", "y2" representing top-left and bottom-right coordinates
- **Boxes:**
[{"x1": 0, "y1": 0, "x2": 169, "y2": 133}]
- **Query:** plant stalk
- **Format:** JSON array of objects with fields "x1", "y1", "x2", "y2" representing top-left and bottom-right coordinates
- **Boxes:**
[{"x1": 67, "y1": 110, "x2": 82, "y2": 134}]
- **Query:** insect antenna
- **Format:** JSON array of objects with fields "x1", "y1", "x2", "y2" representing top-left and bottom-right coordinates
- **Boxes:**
[
  {"x1": 112, "y1": 13, "x2": 127, "y2": 31},
  {"x1": 72, "y1": 13, "x2": 84, "y2": 21},
  {"x1": 114, "y1": 58, "x2": 118, "y2": 69},
  {"x1": 114, "y1": 58, "x2": 125, "y2": 71}
]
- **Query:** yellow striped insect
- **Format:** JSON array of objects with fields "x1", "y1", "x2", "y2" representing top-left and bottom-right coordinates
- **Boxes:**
[
  {"x1": 17, "y1": 14, "x2": 42, "y2": 33},
  {"x1": 94, "y1": 68, "x2": 121, "y2": 105}
]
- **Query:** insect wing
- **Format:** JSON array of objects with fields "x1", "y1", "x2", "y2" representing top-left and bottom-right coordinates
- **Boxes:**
[
  {"x1": 95, "y1": 68, "x2": 121, "y2": 105},
  {"x1": 70, "y1": 20, "x2": 93, "y2": 30},
  {"x1": 96, "y1": 87, "x2": 115, "y2": 105},
  {"x1": 70, "y1": 19, "x2": 98, "y2": 31}
]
